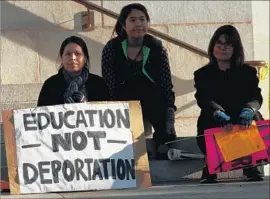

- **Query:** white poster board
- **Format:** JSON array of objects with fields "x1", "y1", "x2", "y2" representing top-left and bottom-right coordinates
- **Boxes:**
[{"x1": 13, "y1": 103, "x2": 136, "y2": 194}]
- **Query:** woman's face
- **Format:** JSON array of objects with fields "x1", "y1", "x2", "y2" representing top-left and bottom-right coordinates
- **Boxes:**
[
  {"x1": 122, "y1": 9, "x2": 149, "y2": 39},
  {"x1": 213, "y1": 34, "x2": 234, "y2": 62},
  {"x1": 61, "y1": 43, "x2": 86, "y2": 73}
]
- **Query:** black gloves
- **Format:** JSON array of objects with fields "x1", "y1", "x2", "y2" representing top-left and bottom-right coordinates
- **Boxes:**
[
  {"x1": 166, "y1": 108, "x2": 176, "y2": 138},
  {"x1": 71, "y1": 91, "x2": 86, "y2": 103},
  {"x1": 66, "y1": 91, "x2": 86, "y2": 103}
]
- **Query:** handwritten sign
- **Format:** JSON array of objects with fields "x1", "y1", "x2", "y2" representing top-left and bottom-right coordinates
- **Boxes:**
[
  {"x1": 214, "y1": 124, "x2": 265, "y2": 162},
  {"x1": 2, "y1": 101, "x2": 151, "y2": 194},
  {"x1": 205, "y1": 120, "x2": 270, "y2": 174}
]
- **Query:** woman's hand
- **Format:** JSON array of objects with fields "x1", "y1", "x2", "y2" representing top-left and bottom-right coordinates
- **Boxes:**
[
  {"x1": 238, "y1": 108, "x2": 255, "y2": 130},
  {"x1": 214, "y1": 111, "x2": 233, "y2": 132},
  {"x1": 166, "y1": 108, "x2": 177, "y2": 138},
  {"x1": 71, "y1": 91, "x2": 86, "y2": 103}
]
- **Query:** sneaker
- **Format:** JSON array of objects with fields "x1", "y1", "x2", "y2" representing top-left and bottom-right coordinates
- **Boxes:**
[
  {"x1": 200, "y1": 166, "x2": 218, "y2": 183},
  {"x1": 243, "y1": 167, "x2": 264, "y2": 181}
]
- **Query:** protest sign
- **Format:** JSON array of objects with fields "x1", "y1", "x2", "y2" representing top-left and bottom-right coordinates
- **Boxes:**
[
  {"x1": 2, "y1": 101, "x2": 151, "y2": 194},
  {"x1": 205, "y1": 120, "x2": 270, "y2": 175},
  {"x1": 214, "y1": 124, "x2": 265, "y2": 162}
]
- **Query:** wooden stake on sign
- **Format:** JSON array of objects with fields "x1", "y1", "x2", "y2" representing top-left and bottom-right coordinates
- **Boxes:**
[
  {"x1": 129, "y1": 101, "x2": 152, "y2": 188},
  {"x1": 2, "y1": 110, "x2": 20, "y2": 195},
  {"x1": 94, "y1": 101, "x2": 152, "y2": 188}
]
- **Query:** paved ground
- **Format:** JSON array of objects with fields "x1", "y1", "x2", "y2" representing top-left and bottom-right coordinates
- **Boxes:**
[{"x1": 1, "y1": 178, "x2": 269, "y2": 199}]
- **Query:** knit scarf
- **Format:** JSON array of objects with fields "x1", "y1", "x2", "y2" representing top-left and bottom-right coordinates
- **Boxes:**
[{"x1": 62, "y1": 67, "x2": 89, "y2": 103}]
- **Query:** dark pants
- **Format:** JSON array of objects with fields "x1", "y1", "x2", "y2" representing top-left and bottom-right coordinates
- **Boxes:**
[
  {"x1": 140, "y1": 92, "x2": 175, "y2": 146},
  {"x1": 115, "y1": 76, "x2": 174, "y2": 146},
  {"x1": 196, "y1": 133, "x2": 207, "y2": 156}
]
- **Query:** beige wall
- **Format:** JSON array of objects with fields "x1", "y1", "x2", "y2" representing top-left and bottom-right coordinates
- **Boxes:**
[
  {"x1": 252, "y1": 0, "x2": 270, "y2": 176},
  {"x1": 252, "y1": 1, "x2": 270, "y2": 119},
  {"x1": 0, "y1": 1, "x2": 268, "y2": 138}
]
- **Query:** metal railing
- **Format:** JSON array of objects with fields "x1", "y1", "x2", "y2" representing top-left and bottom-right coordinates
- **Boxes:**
[{"x1": 73, "y1": 0, "x2": 266, "y2": 68}]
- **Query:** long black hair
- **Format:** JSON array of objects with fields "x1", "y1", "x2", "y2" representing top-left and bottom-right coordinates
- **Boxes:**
[
  {"x1": 59, "y1": 36, "x2": 90, "y2": 67},
  {"x1": 208, "y1": 25, "x2": 245, "y2": 67},
  {"x1": 112, "y1": 3, "x2": 150, "y2": 38}
]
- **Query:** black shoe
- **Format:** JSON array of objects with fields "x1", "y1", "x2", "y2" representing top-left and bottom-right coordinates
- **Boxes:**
[
  {"x1": 155, "y1": 152, "x2": 169, "y2": 160},
  {"x1": 155, "y1": 143, "x2": 170, "y2": 160},
  {"x1": 200, "y1": 166, "x2": 217, "y2": 184},
  {"x1": 243, "y1": 167, "x2": 264, "y2": 181}
]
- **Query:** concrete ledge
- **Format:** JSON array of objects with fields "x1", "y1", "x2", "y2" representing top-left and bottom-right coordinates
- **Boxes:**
[
  {"x1": 149, "y1": 160, "x2": 244, "y2": 182},
  {"x1": 147, "y1": 137, "x2": 245, "y2": 182},
  {"x1": 146, "y1": 136, "x2": 202, "y2": 158},
  {"x1": 0, "y1": 83, "x2": 42, "y2": 103},
  {"x1": 149, "y1": 159, "x2": 204, "y2": 182},
  {"x1": 0, "y1": 102, "x2": 37, "y2": 111}
]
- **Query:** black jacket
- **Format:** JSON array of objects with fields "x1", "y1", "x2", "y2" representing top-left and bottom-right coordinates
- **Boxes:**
[
  {"x1": 102, "y1": 34, "x2": 176, "y2": 110},
  {"x1": 37, "y1": 71, "x2": 109, "y2": 107},
  {"x1": 194, "y1": 63, "x2": 263, "y2": 133}
]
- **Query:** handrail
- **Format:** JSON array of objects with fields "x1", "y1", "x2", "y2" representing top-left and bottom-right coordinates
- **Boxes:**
[
  {"x1": 73, "y1": 0, "x2": 208, "y2": 57},
  {"x1": 72, "y1": 0, "x2": 266, "y2": 67}
]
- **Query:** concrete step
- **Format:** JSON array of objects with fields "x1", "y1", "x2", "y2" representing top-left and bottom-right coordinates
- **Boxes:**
[
  {"x1": 145, "y1": 137, "x2": 245, "y2": 182},
  {"x1": 149, "y1": 159, "x2": 244, "y2": 182}
]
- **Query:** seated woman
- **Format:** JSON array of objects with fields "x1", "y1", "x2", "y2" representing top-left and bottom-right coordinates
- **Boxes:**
[
  {"x1": 194, "y1": 25, "x2": 264, "y2": 183},
  {"x1": 38, "y1": 36, "x2": 109, "y2": 106},
  {"x1": 101, "y1": 3, "x2": 176, "y2": 159}
]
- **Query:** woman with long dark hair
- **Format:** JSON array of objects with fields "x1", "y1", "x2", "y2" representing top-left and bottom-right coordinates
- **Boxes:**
[
  {"x1": 101, "y1": 3, "x2": 176, "y2": 159},
  {"x1": 38, "y1": 36, "x2": 109, "y2": 106},
  {"x1": 194, "y1": 25, "x2": 264, "y2": 183}
]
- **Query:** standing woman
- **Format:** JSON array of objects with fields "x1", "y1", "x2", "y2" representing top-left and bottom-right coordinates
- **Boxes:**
[
  {"x1": 194, "y1": 25, "x2": 264, "y2": 183},
  {"x1": 38, "y1": 36, "x2": 109, "y2": 106},
  {"x1": 101, "y1": 3, "x2": 176, "y2": 159}
]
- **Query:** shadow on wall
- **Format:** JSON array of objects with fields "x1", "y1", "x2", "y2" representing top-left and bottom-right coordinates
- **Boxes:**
[
  {"x1": 172, "y1": 76, "x2": 195, "y2": 97},
  {"x1": 1, "y1": 1, "x2": 198, "y2": 113},
  {"x1": 1, "y1": 1, "x2": 104, "y2": 77},
  {"x1": 171, "y1": 76, "x2": 197, "y2": 115}
]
